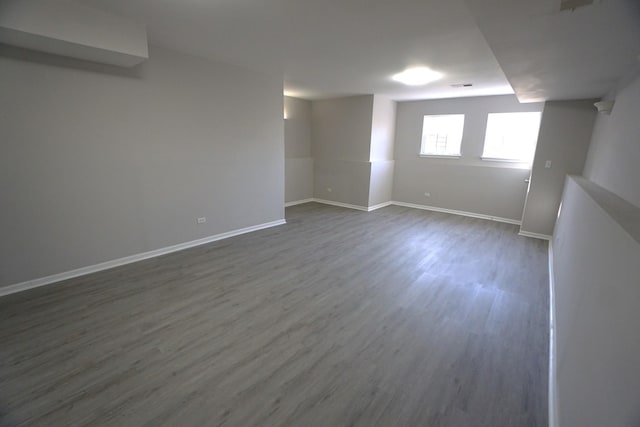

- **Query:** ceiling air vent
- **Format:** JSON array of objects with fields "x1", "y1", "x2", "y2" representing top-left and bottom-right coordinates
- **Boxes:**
[
  {"x1": 560, "y1": 0, "x2": 594, "y2": 11},
  {"x1": 451, "y1": 83, "x2": 473, "y2": 88}
]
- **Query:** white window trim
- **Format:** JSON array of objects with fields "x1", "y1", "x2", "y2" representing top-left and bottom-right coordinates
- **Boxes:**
[
  {"x1": 418, "y1": 154, "x2": 461, "y2": 159},
  {"x1": 420, "y1": 114, "x2": 465, "y2": 158},
  {"x1": 481, "y1": 156, "x2": 530, "y2": 163},
  {"x1": 481, "y1": 111, "x2": 542, "y2": 163}
]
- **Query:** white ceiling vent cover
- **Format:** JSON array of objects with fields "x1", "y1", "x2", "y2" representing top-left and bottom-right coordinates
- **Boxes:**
[{"x1": 560, "y1": 0, "x2": 595, "y2": 12}]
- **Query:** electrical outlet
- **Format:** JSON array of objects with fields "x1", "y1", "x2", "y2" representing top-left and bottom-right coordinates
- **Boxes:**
[
  {"x1": 327, "y1": 188, "x2": 332, "y2": 193},
  {"x1": 545, "y1": 160, "x2": 552, "y2": 169},
  {"x1": 424, "y1": 192, "x2": 431, "y2": 197},
  {"x1": 197, "y1": 217, "x2": 206, "y2": 224}
]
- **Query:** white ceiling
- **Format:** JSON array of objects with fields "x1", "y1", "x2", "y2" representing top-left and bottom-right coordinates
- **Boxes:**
[
  {"x1": 465, "y1": 0, "x2": 640, "y2": 102},
  {"x1": 78, "y1": 0, "x2": 639, "y2": 101}
]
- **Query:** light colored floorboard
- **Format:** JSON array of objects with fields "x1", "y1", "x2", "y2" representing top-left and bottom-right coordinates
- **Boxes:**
[{"x1": 0, "y1": 203, "x2": 548, "y2": 426}]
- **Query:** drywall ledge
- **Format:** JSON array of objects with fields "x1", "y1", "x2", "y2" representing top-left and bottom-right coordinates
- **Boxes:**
[
  {"x1": 0, "y1": 0, "x2": 148, "y2": 67},
  {"x1": 0, "y1": 219, "x2": 286, "y2": 298},
  {"x1": 570, "y1": 176, "x2": 640, "y2": 244},
  {"x1": 518, "y1": 231, "x2": 551, "y2": 240}
]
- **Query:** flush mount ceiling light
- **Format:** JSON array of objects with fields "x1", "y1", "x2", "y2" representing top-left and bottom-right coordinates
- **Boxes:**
[{"x1": 392, "y1": 67, "x2": 442, "y2": 86}]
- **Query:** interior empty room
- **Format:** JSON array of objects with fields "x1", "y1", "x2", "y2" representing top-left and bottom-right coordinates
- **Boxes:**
[{"x1": 1, "y1": 0, "x2": 639, "y2": 426}]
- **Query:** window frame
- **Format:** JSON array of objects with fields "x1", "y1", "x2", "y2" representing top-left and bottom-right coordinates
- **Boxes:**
[
  {"x1": 418, "y1": 114, "x2": 465, "y2": 158},
  {"x1": 480, "y1": 111, "x2": 542, "y2": 164}
]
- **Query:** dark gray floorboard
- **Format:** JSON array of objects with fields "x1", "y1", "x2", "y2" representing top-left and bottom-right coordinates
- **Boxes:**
[{"x1": 0, "y1": 203, "x2": 548, "y2": 426}]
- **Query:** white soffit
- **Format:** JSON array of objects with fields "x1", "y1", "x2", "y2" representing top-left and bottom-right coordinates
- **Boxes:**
[
  {"x1": 464, "y1": 0, "x2": 640, "y2": 102},
  {"x1": 0, "y1": 0, "x2": 148, "y2": 67},
  {"x1": 79, "y1": 0, "x2": 513, "y2": 100}
]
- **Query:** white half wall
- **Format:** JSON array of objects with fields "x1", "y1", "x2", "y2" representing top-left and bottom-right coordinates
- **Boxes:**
[
  {"x1": 0, "y1": 44, "x2": 284, "y2": 288},
  {"x1": 552, "y1": 176, "x2": 640, "y2": 427},
  {"x1": 551, "y1": 71, "x2": 640, "y2": 427}
]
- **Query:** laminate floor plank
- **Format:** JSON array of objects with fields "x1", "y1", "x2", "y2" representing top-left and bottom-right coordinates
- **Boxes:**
[{"x1": 0, "y1": 203, "x2": 548, "y2": 426}]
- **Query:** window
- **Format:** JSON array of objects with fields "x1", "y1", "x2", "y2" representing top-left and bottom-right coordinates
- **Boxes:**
[
  {"x1": 420, "y1": 114, "x2": 464, "y2": 157},
  {"x1": 482, "y1": 112, "x2": 542, "y2": 163}
]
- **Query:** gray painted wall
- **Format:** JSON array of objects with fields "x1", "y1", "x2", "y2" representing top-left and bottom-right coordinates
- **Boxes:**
[
  {"x1": 392, "y1": 95, "x2": 543, "y2": 221},
  {"x1": 0, "y1": 44, "x2": 284, "y2": 287},
  {"x1": 284, "y1": 96, "x2": 313, "y2": 203},
  {"x1": 583, "y1": 73, "x2": 640, "y2": 208},
  {"x1": 520, "y1": 100, "x2": 596, "y2": 236},
  {"x1": 311, "y1": 95, "x2": 374, "y2": 205},
  {"x1": 553, "y1": 177, "x2": 640, "y2": 427},
  {"x1": 311, "y1": 95, "x2": 373, "y2": 162}
]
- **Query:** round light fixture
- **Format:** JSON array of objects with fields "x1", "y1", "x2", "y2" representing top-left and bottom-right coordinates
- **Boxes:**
[{"x1": 392, "y1": 67, "x2": 442, "y2": 86}]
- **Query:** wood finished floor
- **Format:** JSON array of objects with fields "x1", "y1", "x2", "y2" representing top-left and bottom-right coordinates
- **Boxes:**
[{"x1": 0, "y1": 203, "x2": 549, "y2": 427}]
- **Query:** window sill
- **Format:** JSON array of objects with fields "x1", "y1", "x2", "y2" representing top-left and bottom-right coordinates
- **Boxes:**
[
  {"x1": 481, "y1": 157, "x2": 531, "y2": 165},
  {"x1": 418, "y1": 154, "x2": 461, "y2": 159}
]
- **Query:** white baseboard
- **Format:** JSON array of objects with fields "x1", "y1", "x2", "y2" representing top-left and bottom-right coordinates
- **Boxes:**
[
  {"x1": 391, "y1": 201, "x2": 522, "y2": 225},
  {"x1": 518, "y1": 230, "x2": 552, "y2": 240},
  {"x1": 284, "y1": 198, "x2": 314, "y2": 207},
  {"x1": 285, "y1": 198, "x2": 391, "y2": 212},
  {"x1": 312, "y1": 198, "x2": 369, "y2": 212},
  {"x1": 367, "y1": 201, "x2": 393, "y2": 212},
  {"x1": 548, "y1": 241, "x2": 558, "y2": 427},
  {"x1": 287, "y1": 198, "x2": 524, "y2": 225},
  {"x1": 0, "y1": 219, "x2": 287, "y2": 298}
]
